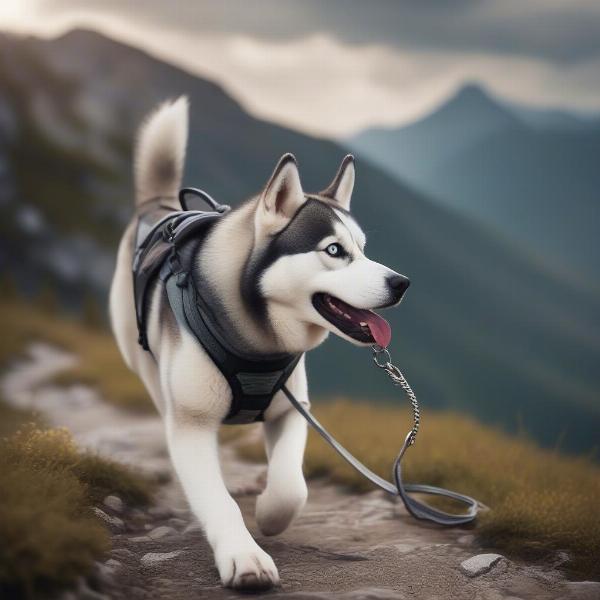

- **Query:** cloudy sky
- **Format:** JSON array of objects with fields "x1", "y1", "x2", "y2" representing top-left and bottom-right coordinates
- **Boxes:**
[{"x1": 1, "y1": 0, "x2": 599, "y2": 136}]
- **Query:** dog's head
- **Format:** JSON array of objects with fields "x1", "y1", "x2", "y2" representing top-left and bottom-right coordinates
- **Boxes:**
[{"x1": 244, "y1": 153, "x2": 409, "y2": 352}]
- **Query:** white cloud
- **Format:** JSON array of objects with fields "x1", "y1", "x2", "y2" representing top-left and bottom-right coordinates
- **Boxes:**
[{"x1": 3, "y1": 2, "x2": 600, "y2": 137}]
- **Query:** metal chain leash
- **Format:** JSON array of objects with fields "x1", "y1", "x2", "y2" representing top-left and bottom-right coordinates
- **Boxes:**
[
  {"x1": 282, "y1": 344, "x2": 480, "y2": 525},
  {"x1": 372, "y1": 345, "x2": 420, "y2": 447}
]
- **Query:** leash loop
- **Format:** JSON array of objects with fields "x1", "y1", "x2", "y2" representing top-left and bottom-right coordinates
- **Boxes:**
[{"x1": 281, "y1": 344, "x2": 480, "y2": 527}]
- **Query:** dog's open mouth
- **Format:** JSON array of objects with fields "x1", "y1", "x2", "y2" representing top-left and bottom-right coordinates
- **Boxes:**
[{"x1": 312, "y1": 293, "x2": 391, "y2": 347}]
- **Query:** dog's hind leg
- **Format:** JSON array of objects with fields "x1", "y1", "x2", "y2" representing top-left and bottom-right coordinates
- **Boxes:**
[{"x1": 165, "y1": 418, "x2": 279, "y2": 590}]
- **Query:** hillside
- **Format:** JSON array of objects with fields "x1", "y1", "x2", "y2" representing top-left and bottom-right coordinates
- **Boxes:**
[
  {"x1": 0, "y1": 30, "x2": 598, "y2": 453},
  {"x1": 348, "y1": 84, "x2": 600, "y2": 282}
]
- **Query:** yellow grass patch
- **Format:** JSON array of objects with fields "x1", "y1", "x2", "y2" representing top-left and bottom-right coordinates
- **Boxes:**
[
  {"x1": 238, "y1": 399, "x2": 600, "y2": 578},
  {"x1": 0, "y1": 426, "x2": 152, "y2": 596}
]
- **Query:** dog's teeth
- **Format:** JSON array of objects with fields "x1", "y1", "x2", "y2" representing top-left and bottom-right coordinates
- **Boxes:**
[{"x1": 359, "y1": 321, "x2": 367, "y2": 327}]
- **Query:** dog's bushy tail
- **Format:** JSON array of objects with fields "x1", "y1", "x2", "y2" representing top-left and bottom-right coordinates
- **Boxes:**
[{"x1": 134, "y1": 96, "x2": 189, "y2": 206}]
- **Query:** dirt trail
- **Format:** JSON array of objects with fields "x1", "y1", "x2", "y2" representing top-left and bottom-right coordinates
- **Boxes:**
[{"x1": 2, "y1": 343, "x2": 598, "y2": 600}]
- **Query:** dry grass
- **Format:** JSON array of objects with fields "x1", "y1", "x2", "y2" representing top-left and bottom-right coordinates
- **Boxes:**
[
  {"x1": 0, "y1": 299, "x2": 151, "y2": 412},
  {"x1": 0, "y1": 425, "x2": 152, "y2": 597},
  {"x1": 238, "y1": 399, "x2": 600, "y2": 578}
]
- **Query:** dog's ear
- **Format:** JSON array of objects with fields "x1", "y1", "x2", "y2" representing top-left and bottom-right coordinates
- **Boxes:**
[
  {"x1": 256, "y1": 153, "x2": 305, "y2": 236},
  {"x1": 321, "y1": 155, "x2": 355, "y2": 210}
]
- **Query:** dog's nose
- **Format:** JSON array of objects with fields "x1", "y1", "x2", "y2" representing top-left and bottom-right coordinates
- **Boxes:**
[{"x1": 387, "y1": 274, "x2": 410, "y2": 299}]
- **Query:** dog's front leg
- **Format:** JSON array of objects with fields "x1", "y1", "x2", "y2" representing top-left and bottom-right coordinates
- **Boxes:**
[
  {"x1": 256, "y1": 407, "x2": 308, "y2": 536},
  {"x1": 166, "y1": 418, "x2": 279, "y2": 590},
  {"x1": 256, "y1": 359, "x2": 309, "y2": 540}
]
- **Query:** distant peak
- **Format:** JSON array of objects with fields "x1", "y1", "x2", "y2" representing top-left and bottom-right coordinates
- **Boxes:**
[{"x1": 452, "y1": 83, "x2": 493, "y2": 105}]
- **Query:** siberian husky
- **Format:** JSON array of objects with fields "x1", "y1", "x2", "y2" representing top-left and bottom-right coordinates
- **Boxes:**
[{"x1": 109, "y1": 97, "x2": 409, "y2": 590}]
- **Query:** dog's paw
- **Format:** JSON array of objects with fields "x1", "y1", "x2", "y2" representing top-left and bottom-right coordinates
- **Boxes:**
[
  {"x1": 216, "y1": 544, "x2": 279, "y2": 590},
  {"x1": 256, "y1": 481, "x2": 307, "y2": 536}
]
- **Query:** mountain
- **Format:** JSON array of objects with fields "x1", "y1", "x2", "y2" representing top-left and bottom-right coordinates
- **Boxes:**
[
  {"x1": 0, "y1": 30, "x2": 598, "y2": 454},
  {"x1": 347, "y1": 84, "x2": 600, "y2": 284}
]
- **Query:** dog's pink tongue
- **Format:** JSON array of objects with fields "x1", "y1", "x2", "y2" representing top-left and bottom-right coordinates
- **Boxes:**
[{"x1": 364, "y1": 312, "x2": 392, "y2": 348}]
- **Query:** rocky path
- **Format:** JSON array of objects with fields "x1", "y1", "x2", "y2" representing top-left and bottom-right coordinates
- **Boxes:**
[{"x1": 2, "y1": 343, "x2": 598, "y2": 600}]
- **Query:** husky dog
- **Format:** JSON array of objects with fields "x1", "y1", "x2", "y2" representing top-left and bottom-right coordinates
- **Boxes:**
[{"x1": 110, "y1": 98, "x2": 409, "y2": 590}]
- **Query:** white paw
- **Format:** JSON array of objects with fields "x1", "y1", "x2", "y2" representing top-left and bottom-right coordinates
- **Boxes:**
[
  {"x1": 256, "y1": 481, "x2": 307, "y2": 536},
  {"x1": 216, "y1": 544, "x2": 279, "y2": 590}
]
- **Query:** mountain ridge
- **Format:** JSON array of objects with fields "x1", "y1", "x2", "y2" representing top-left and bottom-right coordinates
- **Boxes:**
[
  {"x1": 0, "y1": 28, "x2": 598, "y2": 453},
  {"x1": 347, "y1": 82, "x2": 600, "y2": 282}
]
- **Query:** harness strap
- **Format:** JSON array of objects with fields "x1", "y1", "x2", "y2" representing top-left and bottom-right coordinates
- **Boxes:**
[
  {"x1": 281, "y1": 384, "x2": 479, "y2": 526},
  {"x1": 163, "y1": 263, "x2": 302, "y2": 424}
]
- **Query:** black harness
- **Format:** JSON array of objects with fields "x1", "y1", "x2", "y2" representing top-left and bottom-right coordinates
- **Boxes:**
[
  {"x1": 132, "y1": 189, "x2": 479, "y2": 526},
  {"x1": 133, "y1": 189, "x2": 302, "y2": 424}
]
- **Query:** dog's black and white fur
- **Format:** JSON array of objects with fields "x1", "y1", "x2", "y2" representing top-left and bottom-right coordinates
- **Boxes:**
[{"x1": 110, "y1": 98, "x2": 408, "y2": 590}]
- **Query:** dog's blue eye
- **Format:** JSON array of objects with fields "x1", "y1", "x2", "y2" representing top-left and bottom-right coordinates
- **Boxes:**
[{"x1": 325, "y1": 243, "x2": 344, "y2": 257}]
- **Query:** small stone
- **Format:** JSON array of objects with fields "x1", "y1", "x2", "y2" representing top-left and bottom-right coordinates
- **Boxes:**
[
  {"x1": 148, "y1": 525, "x2": 177, "y2": 540},
  {"x1": 566, "y1": 581, "x2": 600, "y2": 600},
  {"x1": 103, "y1": 495, "x2": 124, "y2": 513},
  {"x1": 105, "y1": 559, "x2": 121, "y2": 571},
  {"x1": 129, "y1": 535, "x2": 152, "y2": 543},
  {"x1": 460, "y1": 553, "x2": 505, "y2": 577},
  {"x1": 92, "y1": 507, "x2": 124, "y2": 529},
  {"x1": 140, "y1": 551, "x2": 182, "y2": 567}
]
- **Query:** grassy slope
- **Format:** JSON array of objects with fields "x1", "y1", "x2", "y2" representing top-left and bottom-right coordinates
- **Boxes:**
[
  {"x1": 0, "y1": 425, "x2": 152, "y2": 597},
  {"x1": 0, "y1": 296, "x2": 153, "y2": 597},
  {"x1": 238, "y1": 400, "x2": 600, "y2": 579},
  {"x1": 2, "y1": 295, "x2": 598, "y2": 579},
  {"x1": 0, "y1": 297, "x2": 151, "y2": 412}
]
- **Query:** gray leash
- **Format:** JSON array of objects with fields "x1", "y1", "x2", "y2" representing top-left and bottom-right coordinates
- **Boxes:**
[{"x1": 281, "y1": 345, "x2": 479, "y2": 526}]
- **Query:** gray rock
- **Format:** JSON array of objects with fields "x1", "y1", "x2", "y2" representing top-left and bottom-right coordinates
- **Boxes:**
[
  {"x1": 92, "y1": 507, "x2": 124, "y2": 529},
  {"x1": 460, "y1": 553, "x2": 505, "y2": 577},
  {"x1": 140, "y1": 551, "x2": 182, "y2": 567},
  {"x1": 566, "y1": 581, "x2": 600, "y2": 600},
  {"x1": 105, "y1": 559, "x2": 121, "y2": 571},
  {"x1": 103, "y1": 495, "x2": 124, "y2": 513},
  {"x1": 148, "y1": 525, "x2": 177, "y2": 540}
]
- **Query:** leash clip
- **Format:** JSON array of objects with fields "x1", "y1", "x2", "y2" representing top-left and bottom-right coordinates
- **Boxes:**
[{"x1": 371, "y1": 344, "x2": 420, "y2": 446}]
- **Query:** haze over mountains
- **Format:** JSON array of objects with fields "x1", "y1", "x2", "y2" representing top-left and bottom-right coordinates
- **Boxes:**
[
  {"x1": 0, "y1": 30, "x2": 598, "y2": 453},
  {"x1": 348, "y1": 84, "x2": 600, "y2": 284}
]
